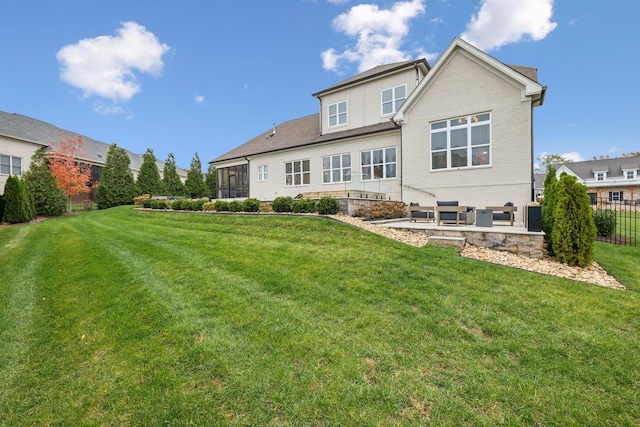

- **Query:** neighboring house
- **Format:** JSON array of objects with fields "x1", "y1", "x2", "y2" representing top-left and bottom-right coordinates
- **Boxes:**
[
  {"x1": 0, "y1": 110, "x2": 186, "y2": 195},
  {"x1": 210, "y1": 37, "x2": 546, "y2": 213},
  {"x1": 554, "y1": 157, "x2": 640, "y2": 204}
]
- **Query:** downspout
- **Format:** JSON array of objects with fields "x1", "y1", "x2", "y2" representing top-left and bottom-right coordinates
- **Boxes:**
[
  {"x1": 318, "y1": 98, "x2": 323, "y2": 135},
  {"x1": 530, "y1": 103, "x2": 535, "y2": 203},
  {"x1": 244, "y1": 156, "x2": 250, "y2": 198},
  {"x1": 390, "y1": 117, "x2": 403, "y2": 201}
]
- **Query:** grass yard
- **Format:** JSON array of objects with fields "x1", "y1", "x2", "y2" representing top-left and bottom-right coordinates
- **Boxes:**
[{"x1": 1, "y1": 207, "x2": 638, "y2": 426}]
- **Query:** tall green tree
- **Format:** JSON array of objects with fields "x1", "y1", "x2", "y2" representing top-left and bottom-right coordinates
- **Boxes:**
[
  {"x1": 96, "y1": 144, "x2": 137, "y2": 210},
  {"x1": 205, "y1": 163, "x2": 217, "y2": 199},
  {"x1": 184, "y1": 152, "x2": 208, "y2": 199},
  {"x1": 2, "y1": 175, "x2": 35, "y2": 224},
  {"x1": 551, "y1": 174, "x2": 596, "y2": 267},
  {"x1": 541, "y1": 166, "x2": 558, "y2": 256},
  {"x1": 535, "y1": 153, "x2": 573, "y2": 173},
  {"x1": 136, "y1": 148, "x2": 164, "y2": 196},
  {"x1": 22, "y1": 148, "x2": 67, "y2": 216},
  {"x1": 162, "y1": 153, "x2": 185, "y2": 196}
]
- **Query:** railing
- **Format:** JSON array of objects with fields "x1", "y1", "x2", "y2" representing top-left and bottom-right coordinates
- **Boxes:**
[{"x1": 592, "y1": 197, "x2": 638, "y2": 246}]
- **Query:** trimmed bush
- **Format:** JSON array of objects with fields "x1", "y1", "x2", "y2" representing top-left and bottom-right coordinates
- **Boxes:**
[
  {"x1": 171, "y1": 199, "x2": 184, "y2": 210},
  {"x1": 551, "y1": 174, "x2": 596, "y2": 267},
  {"x1": 228, "y1": 200, "x2": 243, "y2": 212},
  {"x1": 151, "y1": 199, "x2": 168, "y2": 209},
  {"x1": 593, "y1": 209, "x2": 617, "y2": 237},
  {"x1": 213, "y1": 200, "x2": 230, "y2": 211},
  {"x1": 0, "y1": 194, "x2": 4, "y2": 222},
  {"x1": 355, "y1": 201, "x2": 406, "y2": 219},
  {"x1": 134, "y1": 194, "x2": 151, "y2": 206},
  {"x1": 243, "y1": 198, "x2": 261, "y2": 212},
  {"x1": 2, "y1": 176, "x2": 35, "y2": 224},
  {"x1": 202, "y1": 201, "x2": 216, "y2": 211},
  {"x1": 291, "y1": 198, "x2": 317, "y2": 213},
  {"x1": 188, "y1": 199, "x2": 207, "y2": 211},
  {"x1": 271, "y1": 196, "x2": 293, "y2": 213},
  {"x1": 317, "y1": 196, "x2": 341, "y2": 215}
]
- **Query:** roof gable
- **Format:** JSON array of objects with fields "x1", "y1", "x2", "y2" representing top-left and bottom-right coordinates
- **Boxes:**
[
  {"x1": 558, "y1": 156, "x2": 640, "y2": 180},
  {"x1": 393, "y1": 37, "x2": 545, "y2": 123}
]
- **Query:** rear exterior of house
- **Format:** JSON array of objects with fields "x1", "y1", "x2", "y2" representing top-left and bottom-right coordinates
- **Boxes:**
[{"x1": 211, "y1": 37, "x2": 545, "y2": 211}]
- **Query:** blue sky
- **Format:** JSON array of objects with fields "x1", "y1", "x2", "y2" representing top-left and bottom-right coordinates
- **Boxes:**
[{"x1": 1, "y1": 0, "x2": 638, "y2": 170}]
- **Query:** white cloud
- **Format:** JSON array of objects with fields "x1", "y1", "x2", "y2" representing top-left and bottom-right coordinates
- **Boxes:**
[
  {"x1": 57, "y1": 22, "x2": 171, "y2": 102},
  {"x1": 562, "y1": 151, "x2": 585, "y2": 162},
  {"x1": 461, "y1": 0, "x2": 557, "y2": 51},
  {"x1": 194, "y1": 94, "x2": 205, "y2": 104},
  {"x1": 321, "y1": 0, "x2": 428, "y2": 73}
]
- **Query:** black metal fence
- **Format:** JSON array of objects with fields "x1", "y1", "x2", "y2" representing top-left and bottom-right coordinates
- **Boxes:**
[{"x1": 592, "y1": 197, "x2": 638, "y2": 246}]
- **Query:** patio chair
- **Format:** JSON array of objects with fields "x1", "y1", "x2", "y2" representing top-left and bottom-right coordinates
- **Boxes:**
[
  {"x1": 436, "y1": 201, "x2": 475, "y2": 225},
  {"x1": 491, "y1": 202, "x2": 517, "y2": 226}
]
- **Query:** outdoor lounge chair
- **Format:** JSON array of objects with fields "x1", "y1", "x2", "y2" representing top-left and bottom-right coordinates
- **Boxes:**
[
  {"x1": 489, "y1": 202, "x2": 517, "y2": 226},
  {"x1": 436, "y1": 201, "x2": 475, "y2": 225}
]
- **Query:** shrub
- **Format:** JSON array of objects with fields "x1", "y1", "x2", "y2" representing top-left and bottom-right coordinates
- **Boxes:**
[
  {"x1": 228, "y1": 200, "x2": 243, "y2": 212},
  {"x1": 272, "y1": 196, "x2": 293, "y2": 213},
  {"x1": 593, "y1": 208, "x2": 617, "y2": 237},
  {"x1": 189, "y1": 199, "x2": 206, "y2": 211},
  {"x1": 243, "y1": 198, "x2": 261, "y2": 212},
  {"x1": 317, "y1": 196, "x2": 341, "y2": 215},
  {"x1": 355, "y1": 201, "x2": 406, "y2": 219},
  {"x1": 142, "y1": 198, "x2": 154, "y2": 208},
  {"x1": 0, "y1": 194, "x2": 4, "y2": 222},
  {"x1": 134, "y1": 194, "x2": 151, "y2": 206},
  {"x1": 171, "y1": 199, "x2": 184, "y2": 210},
  {"x1": 151, "y1": 199, "x2": 168, "y2": 209},
  {"x1": 22, "y1": 148, "x2": 66, "y2": 216},
  {"x1": 202, "y1": 201, "x2": 216, "y2": 211},
  {"x1": 2, "y1": 176, "x2": 35, "y2": 224},
  {"x1": 551, "y1": 174, "x2": 596, "y2": 267},
  {"x1": 291, "y1": 198, "x2": 317, "y2": 213},
  {"x1": 213, "y1": 200, "x2": 230, "y2": 211}
]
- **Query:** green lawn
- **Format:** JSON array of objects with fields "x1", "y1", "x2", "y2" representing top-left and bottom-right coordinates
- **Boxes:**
[{"x1": 1, "y1": 207, "x2": 638, "y2": 426}]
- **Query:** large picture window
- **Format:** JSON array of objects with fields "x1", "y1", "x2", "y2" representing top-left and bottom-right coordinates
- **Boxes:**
[
  {"x1": 328, "y1": 101, "x2": 347, "y2": 127},
  {"x1": 381, "y1": 85, "x2": 406, "y2": 115},
  {"x1": 431, "y1": 113, "x2": 491, "y2": 170},
  {"x1": 0, "y1": 155, "x2": 22, "y2": 175},
  {"x1": 361, "y1": 147, "x2": 396, "y2": 180},
  {"x1": 285, "y1": 159, "x2": 310, "y2": 186},
  {"x1": 322, "y1": 154, "x2": 351, "y2": 184}
]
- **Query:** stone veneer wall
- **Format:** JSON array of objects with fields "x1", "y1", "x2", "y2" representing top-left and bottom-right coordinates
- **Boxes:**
[{"x1": 409, "y1": 228, "x2": 545, "y2": 259}]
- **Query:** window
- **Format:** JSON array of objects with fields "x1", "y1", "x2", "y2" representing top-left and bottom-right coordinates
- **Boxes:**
[
  {"x1": 257, "y1": 165, "x2": 268, "y2": 182},
  {"x1": 430, "y1": 113, "x2": 491, "y2": 170},
  {"x1": 361, "y1": 147, "x2": 396, "y2": 180},
  {"x1": 625, "y1": 170, "x2": 636, "y2": 179},
  {"x1": 322, "y1": 154, "x2": 351, "y2": 184},
  {"x1": 328, "y1": 101, "x2": 347, "y2": 127},
  {"x1": 285, "y1": 160, "x2": 310, "y2": 186},
  {"x1": 217, "y1": 164, "x2": 249, "y2": 198},
  {"x1": 596, "y1": 172, "x2": 606, "y2": 181},
  {"x1": 382, "y1": 85, "x2": 406, "y2": 115},
  {"x1": 0, "y1": 155, "x2": 22, "y2": 175},
  {"x1": 609, "y1": 191, "x2": 623, "y2": 201}
]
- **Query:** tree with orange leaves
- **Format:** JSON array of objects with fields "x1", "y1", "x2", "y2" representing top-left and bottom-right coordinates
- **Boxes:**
[{"x1": 48, "y1": 135, "x2": 92, "y2": 212}]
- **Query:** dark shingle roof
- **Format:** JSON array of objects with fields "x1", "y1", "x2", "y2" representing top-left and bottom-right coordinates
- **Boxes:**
[
  {"x1": 0, "y1": 110, "x2": 183, "y2": 175},
  {"x1": 559, "y1": 157, "x2": 640, "y2": 180},
  {"x1": 312, "y1": 58, "x2": 430, "y2": 97},
  {"x1": 508, "y1": 65, "x2": 539, "y2": 82},
  {"x1": 212, "y1": 114, "x2": 398, "y2": 163}
]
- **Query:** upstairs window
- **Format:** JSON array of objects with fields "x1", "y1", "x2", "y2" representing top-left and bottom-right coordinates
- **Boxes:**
[
  {"x1": 595, "y1": 172, "x2": 606, "y2": 181},
  {"x1": 257, "y1": 165, "x2": 268, "y2": 182},
  {"x1": 0, "y1": 155, "x2": 21, "y2": 175},
  {"x1": 328, "y1": 101, "x2": 347, "y2": 127},
  {"x1": 322, "y1": 154, "x2": 351, "y2": 183},
  {"x1": 625, "y1": 170, "x2": 636, "y2": 179},
  {"x1": 431, "y1": 113, "x2": 491, "y2": 170},
  {"x1": 361, "y1": 147, "x2": 396, "y2": 180},
  {"x1": 285, "y1": 159, "x2": 310, "y2": 186},
  {"x1": 382, "y1": 85, "x2": 406, "y2": 115}
]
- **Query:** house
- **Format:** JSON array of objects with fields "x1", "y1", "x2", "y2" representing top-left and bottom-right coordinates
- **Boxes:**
[
  {"x1": 210, "y1": 37, "x2": 546, "y2": 214},
  {"x1": 554, "y1": 157, "x2": 640, "y2": 204},
  {"x1": 0, "y1": 110, "x2": 186, "y2": 195}
]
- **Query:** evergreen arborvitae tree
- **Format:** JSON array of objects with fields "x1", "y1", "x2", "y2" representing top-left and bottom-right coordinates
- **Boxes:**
[
  {"x1": 96, "y1": 144, "x2": 137, "y2": 209},
  {"x1": 541, "y1": 166, "x2": 558, "y2": 256},
  {"x1": 136, "y1": 148, "x2": 164, "y2": 196},
  {"x1": 2, "y1": 175, "x2": 34, "y2": 224},
  {"x1": 0, "y1": 194, "x2": 4, "y2": 222},
  {"x1": 551, "y1": 174, "x2": 597, "y2": 267},
  {"x1": 184, "y1": 152, "x2": 209, "y2": 199},
  {"x1": 23, "y1": 148, "x2": 67, "y2": 216},
  {"x1": 162, "y1": 153, "x2": 185, "y2": 196},
  {"x1": 205, "y1": 163, "x2": 217, "y2": 199}
]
